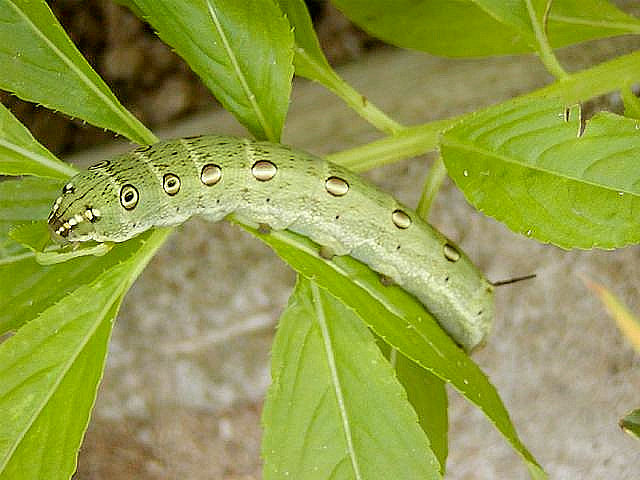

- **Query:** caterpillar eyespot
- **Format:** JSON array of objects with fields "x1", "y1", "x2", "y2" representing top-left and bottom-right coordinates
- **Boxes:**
[
  {"x1": 443, "y1": 243, "x2": 461, "y2": 262},
  {"x1": 120, "y1": 185, "x2": 139, "y2": 210},
  {"x1": 163, "y1": 174, "x2": 181, "y2": 196},
  {"x1": 391, "y1": 209, "x2": 411, "y2": 229},
  {"x1": 47, "y1": 135, "x2": 494, "y2": 351},
  {"x1": 252, "y1": 160, "x2": 277, "y2": 181},
  {"x1": 201, "y1": 164, "x2": 222, "y2": 186},
  {"x1": 325, "y1": 176, "x2": 349, "y2": 196}
]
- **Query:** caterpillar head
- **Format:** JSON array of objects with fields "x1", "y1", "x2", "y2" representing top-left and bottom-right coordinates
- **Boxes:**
[
  {"x1": 47, "y1": 155, "x2": 166, "y2": 244},
  {"x1": 47, "y1": 158, "x2": 142, "y2": 244},
  {"x1": 47, "y1": 175, "x2": 109, "y2": 244}
]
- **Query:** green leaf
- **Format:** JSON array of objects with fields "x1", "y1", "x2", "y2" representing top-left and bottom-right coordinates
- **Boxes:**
[
  {"x1": 0, "y1": 102, "x2": 76, "y2": 179},
  {"x1": 620, "y1": 409, "x2": 640, "y2": 440},
  {"x1": 440, "y1": 98, "x2": 640, "y2": 249},
  {"x1": 0, "y1": 0, "x2": 155, "y2": 144},
  {"x1": 547, "y1": 0, "x2": 640, "y2": 47},
  {"x1": 8, "y1": 221, "x2": 50, "y2": 253},
  {"x1": 0, "y1": 265, "x2": 126, "y2": 479},
  {"x1": 394, "y1": 352, "x2": 448, "y2": 473},
  {"x1": 621, "y1": 84, "x2": 640, "y2": 120},
  {"x1": 377, "y1": 340, "x2": 449, "y2": 474},
  {"x1": 330, "y1": 0, "x2": 640, "y2": 58},
  {"x1": 130, "y1": 0, "x2": 294, "y2": 141},
  {"x1": 275, "y1": 0, "x2": 402, "y2": 135},
  {"x1": 262, "y1": 278, "x2": 440, "y2": 480},
  {"x1": 0, "y1": 228, "x2": 168, "y2": 479},
  {"x1": 0, "y1": 176, "x2": 63, "y2": 261},
  {"x1": 237, "y1": 221, "x2": 545, "y2": 477},
  {"x1": 0, "y1": 231, "x2": 160, "y2": 335},
  {"x1": 275, "y1": 0, "x2": 330, "y2": 79}
]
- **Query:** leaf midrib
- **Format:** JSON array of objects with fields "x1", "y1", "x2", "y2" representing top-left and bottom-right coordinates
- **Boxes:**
[
  {"x1": 7, "y1": 0, "x2": 148, "y2": 141},
  {"x1": 549, "y1": 13, "x2": 640, "y2": 32},
  {"x1": 205, "y1": 0, "x2": 274, "y2": 141},
  {"x1": 442, "y1": 137, "x2": 640, "y2": 197},
  {"x1": 312, "y1": 283, "x2": 363, "y2": 480},
  {"x1": 0, "y1": 139, "x2": 76, "y2": 178},
  {"x1": 0, "y1": 278, "x2": 126, "y2": 473}
]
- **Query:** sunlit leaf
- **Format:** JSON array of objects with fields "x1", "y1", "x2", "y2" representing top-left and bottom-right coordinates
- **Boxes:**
[
  {"x1": 263, "y1": 278, "x2": 441, "y2": 479},
  {"x1": 0, "y1": 102, "x2": 76, "y2": 179},
  {"x1": 0, "y1": 0, "x2": 155, "y2": 144},
  {"x1": 331, "y1": 0, "x2": 640, "y2": 57},
  {"x1": 441, "y1": 98, "x2": 640, "y2": 249},
  {"x1": 130, "y1": 0, "x2": 294, "y2": 141}
]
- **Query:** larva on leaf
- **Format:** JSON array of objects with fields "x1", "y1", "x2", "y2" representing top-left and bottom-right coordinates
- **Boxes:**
[{"x1": 47, "y1": 135, "x2": 494, "y2": 351}]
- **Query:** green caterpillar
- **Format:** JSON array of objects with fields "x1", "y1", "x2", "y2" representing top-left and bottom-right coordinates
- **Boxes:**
[{"x1": 48, "y1": 135, "x2": 494, "y2": 351}]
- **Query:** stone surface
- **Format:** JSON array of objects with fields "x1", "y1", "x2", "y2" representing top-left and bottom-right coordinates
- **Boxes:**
[{"x1": 74, "y1": 41, "x2": 640, "y2": 479}]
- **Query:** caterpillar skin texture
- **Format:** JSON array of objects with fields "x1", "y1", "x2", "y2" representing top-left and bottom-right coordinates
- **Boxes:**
[{"x1": 48, "y1": 135, "x2": 494, "y2": 351}]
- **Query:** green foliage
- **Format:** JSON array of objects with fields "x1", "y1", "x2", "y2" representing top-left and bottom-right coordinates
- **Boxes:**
[
  {"x1": 262, "y1": 278, "x2": 441, "y2": 479},
  {"x1": 441, "y1": 99, "x2": 640, "y2": 248},
  {"x1": 622, "y1": 85, "x2": 640, "y2": 119},
  {"x1": 0, "y1": 0, "x2": 155, "y2": 144},
  {"x1": 242, "y1": 222, "x2": 545, "y2": 476},
  {"x1": 391, "y1": 350, "x2": 449, "y2": 473},
  {"x1": 331, "y1": 0, "x2": 640, "y2": 57},
  {"x1": 129, "y1": 0, "x2": 294, "y2": 141},
  {"x1": 0, "y1": 245, "x2": 164, "y2": 479},
  {"x1": 0, "y1": 103, "x2": 75, "y2": 179},
  {"x1": 1, "y1": 0, "x2": 639, "y2": 479}
]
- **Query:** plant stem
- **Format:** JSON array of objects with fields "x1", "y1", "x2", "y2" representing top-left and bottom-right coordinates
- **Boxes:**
[
  {"x1": 527, "y1": 0, "x2": 569, "y2": 80},
  {"x1": 416, "y1": 156, "x2": 447, "y2": 220},
  {"x1": 327, "y1": 119, "x2": 449, "y2": 172},
  {"x1": 328, "y1": 50, "x2": 640, "y2": 172},
  {"x1": 303, "y1": 55, "x2": 404, "y2": 136}
]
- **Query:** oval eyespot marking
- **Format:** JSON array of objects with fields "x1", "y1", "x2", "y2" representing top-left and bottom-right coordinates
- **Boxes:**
[
  {"x1": 391, "y1": 209, "x2": 411, "y2": 229},
  {"x1": 252, "y1": 160, "x2": 277, "y2": 181},
  {"x1": 325, "y1": 176, "x2": 349, "y2": 197},
  {"x1": 201, "y1": 164, "x2": 222, "y2": 186},
  {"x1": 443, "y1": 243, "x2": 461, "y2": 262},
  {"x1": 135, "y1": 144, "x2": 153, "y2": 152},
  {"x1": 88, "y1": 160, "x2": 111, "y2": 170},
  {"x1": 163, "y1": 173, "x2": 181, "y2": 196},
  {"x1": 120, "y1": 184, "x2": 139, "y2": 210},
  {"x1": 62, "y1": 183, "x2": 75, "y2": 194}
]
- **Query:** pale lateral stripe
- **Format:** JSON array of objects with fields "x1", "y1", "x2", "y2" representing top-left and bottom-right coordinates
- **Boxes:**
[{"x1": 312, "y1": 282, "x2": 363, "y2": 480}]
